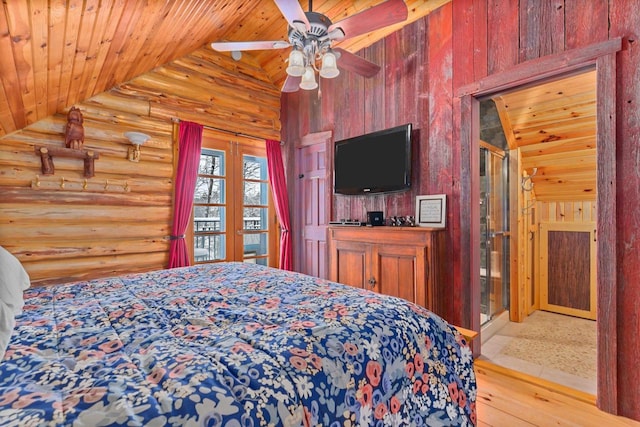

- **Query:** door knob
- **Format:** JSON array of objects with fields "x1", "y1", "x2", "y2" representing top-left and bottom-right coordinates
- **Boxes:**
[{"x1": 368, "y1": 277, "x2": 376, "y2": 289}]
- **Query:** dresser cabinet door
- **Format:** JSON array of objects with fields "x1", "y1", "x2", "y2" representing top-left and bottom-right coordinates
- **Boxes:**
[
  {"x1": 330, "y1": 239, "x2": 371, "y2": 289},
  {"x1": 372, "y1": 244, "x2": 427, "y2": 307}
]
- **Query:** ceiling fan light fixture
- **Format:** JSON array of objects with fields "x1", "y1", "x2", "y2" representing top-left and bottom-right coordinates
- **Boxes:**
[
  {"x1": 327, "y1": 27, "x2": 345, "y2": 41},
  {"x1": 286, "y1": 49, "x2": 305, "y2": 77},
  {"x1": 319, "y1": 51, "x2": 339, "y2": 79},
  {"x1": 291, "y1": 19, "x2": 308, "y2": 34},
  {"x1": 299, "y1": 66, "x2": 318, "y2": 90}
]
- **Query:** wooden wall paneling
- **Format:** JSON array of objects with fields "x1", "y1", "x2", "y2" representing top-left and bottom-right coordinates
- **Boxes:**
[
  {"x1": 27, "y1": 0, "x2": 49, "y2": 121},
  {"x1": 94, "y1": 2, "x2": 144, "y2": 92},
  {"x1": 363, "y1": 42, "x2": 388, "y2": 221},
  {"x1": 486, "y1": 0, "x2": 519, "y2": 74},
  {"x1": 512, "y1": 149, "x2": 526, "y2": 322},
  {"x1": 426, "y1": 3, "x2": 455, "y2": 322},
  {"x1": 471, "y1": 0, "x2": 488, "y2": 81},
  {"x1": 593, "y1": 60, "x2": 619, "y2": 414},
  {"x1": 564, "y1": 0, "x2": 609, "y2": 50},
  {"x1": 66, "y1": 0, "x2": 99, "y2": 108},
  {"x1": 573, "y1": 201, "x2": 582, "y2": 222},
  {"x1": 110, "y1": 2, "x2": 167, "y2": 87},
  {"x1": 74, "y1": 0, "x2": 112, "y2": 103},
  {"x1": 320, "y1": 74, "x2": 336, "y2": 137},
  {"x1": 413, "y1": 19, "x2": 429, "y2": 199},
  {"x1": 518, "y1": 0, "x2": 565, "y2": 62},
  {"x1": 380, "y1": 30, "x2": 402, "y2": 222},
  {"x1": 332, "y1": 51, "x2": 365, "y2": 222},
  {"x1": 0, "y1": 5, "x2": 25, "y2": 132},
  {"x1": 0, "y1": 85, "x2": 14, "y2": 138},
  {"x1": 56, "y1": 0, "x2": 84, "y2": 113},
  {"x1": 4, "y1": 1, "x2": 37, "y2": 127},
  {"x1": 280, "y1": 93, "x2": 300, "y2": 270},
  {"x1": 609, "y1": 2, "x2": 640, "y2": 415},
  {"x1": 377, "y1": 30, "x2": 409, "y2": 219},
  {"x1": 364, "y1": 43, "x2": 386, "y2": 137},
  {"x1": 459, "y1": 93, "x2": 480, "y2": 346},
  {"x1": 452, "y1": 0, "x2": 480, "y2": 332},
  {"x1": 397, "y1": 17, "x2": 423, "y2": 217}
]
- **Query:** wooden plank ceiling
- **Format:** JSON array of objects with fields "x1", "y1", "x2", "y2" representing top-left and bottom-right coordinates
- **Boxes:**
[
  {"x1": 493, "y1": 70, "x2": 597, "y2": 201},
  {"x1": 0, "y1": 0, "x2": 449, "y2": 138}
]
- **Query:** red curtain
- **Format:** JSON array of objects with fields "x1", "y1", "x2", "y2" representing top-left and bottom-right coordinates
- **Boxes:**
[
  {"x1": 266, "y1": 139, "x2": 293, "y2": 270},
  {"x1": 168, "y1": 121, "x2": 203, "y2": 268}
]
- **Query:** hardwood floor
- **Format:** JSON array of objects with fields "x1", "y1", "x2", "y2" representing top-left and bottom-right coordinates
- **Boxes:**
[{"x1": 475, "y1": 360, "x2": 640, "y2": 426}]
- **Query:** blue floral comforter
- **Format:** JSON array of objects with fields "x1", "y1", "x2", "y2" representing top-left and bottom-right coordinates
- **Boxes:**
[{"x1": 0, "y1": 262, "x2": 476, "y2": 426}]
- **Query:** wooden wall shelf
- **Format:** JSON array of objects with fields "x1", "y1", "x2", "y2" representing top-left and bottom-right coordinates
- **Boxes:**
[{"x1": 35, "y1": 145, "x2": 99, "y2": 178}]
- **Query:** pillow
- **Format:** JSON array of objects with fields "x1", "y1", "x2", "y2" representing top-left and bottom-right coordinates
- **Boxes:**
[
  {"x1": 0, "y1": 299, "x2": 16, "y2": 360},
  {"x1": 0, "y1": 246, "x2": 30, "y2": 360}
]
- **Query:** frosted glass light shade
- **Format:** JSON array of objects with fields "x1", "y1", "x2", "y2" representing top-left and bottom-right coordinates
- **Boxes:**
[
  {"x1": 299, "y1": 66, "x2": 318, "y2": 90},
  {"x1": 319, "y1": 52, "x2": 339, "y2": 79},
  {"x1": 124, "y1": 131, "x2": 150, "y2": 162},
  {"x1": 124, "y1": 131, "x2": 150, "y2": 146},
  {"x1": 286, "y1": 50, "x2": 305, "y2": 77}
]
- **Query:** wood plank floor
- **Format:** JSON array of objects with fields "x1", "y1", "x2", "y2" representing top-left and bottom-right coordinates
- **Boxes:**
[{"x1": 475, "y1": 359, "x2": 640, "y2": 426}]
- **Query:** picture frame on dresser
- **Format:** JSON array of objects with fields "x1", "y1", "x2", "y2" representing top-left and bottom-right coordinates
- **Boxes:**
[{"x1": 416, "y1": 194, "x2": 446, "y2": 228}]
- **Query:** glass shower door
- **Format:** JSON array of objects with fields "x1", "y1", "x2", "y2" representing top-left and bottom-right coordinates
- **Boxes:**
[{"x1": 480, "y1": 147, "x2": 510, "y2": 325}]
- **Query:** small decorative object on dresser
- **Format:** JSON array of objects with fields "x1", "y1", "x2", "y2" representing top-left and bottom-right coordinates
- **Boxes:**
[
  {"x1": 64, "y1": 106, "x2": 85, "y2": 150},
  {"x1": 416, "y1": 194, "x2": 447, "y2": 228}
]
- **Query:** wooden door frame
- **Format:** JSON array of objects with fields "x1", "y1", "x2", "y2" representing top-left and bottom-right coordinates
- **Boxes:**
[
  {"x1": 191, "y1": 131, "x2": 277, "y2": 266},
  {"x1": 457, "y1": 38, "x2": 621, "y2": 413},
  {"x1": 293, "y1": 130, "x2": 333, "y2": 273}
]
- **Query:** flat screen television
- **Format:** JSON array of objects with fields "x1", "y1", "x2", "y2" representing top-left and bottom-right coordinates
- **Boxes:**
[{"x1": 334, "y1": 123, "x2": 412, "y2": 195}]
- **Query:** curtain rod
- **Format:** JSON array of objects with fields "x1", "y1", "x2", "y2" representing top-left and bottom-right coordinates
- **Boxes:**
[{"x1": 171, "y1": 117, "x2": 271, "y2": 143}]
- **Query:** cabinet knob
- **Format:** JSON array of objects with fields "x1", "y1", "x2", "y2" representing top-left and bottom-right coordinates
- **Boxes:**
[{"x1": 368, "y1": 277, "x2": 376, "y2": 288}]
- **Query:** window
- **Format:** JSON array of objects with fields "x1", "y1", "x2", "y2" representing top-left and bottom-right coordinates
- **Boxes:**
[{"x1": 191, "y1": 131, "x2": 276, "y2": 266}]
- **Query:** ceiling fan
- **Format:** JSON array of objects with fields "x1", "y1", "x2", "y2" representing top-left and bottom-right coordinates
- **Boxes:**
[{"x1": 211, "y1": 0, "x2": 408, "y2": 92}]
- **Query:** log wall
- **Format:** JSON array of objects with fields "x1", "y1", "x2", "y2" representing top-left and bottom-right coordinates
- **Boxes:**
[
  {"x1": 0, "y1": 46, "x2": 280, "y2": 285},
  {"x1": 281, "y1": 0, "x2": 640, "y2": 421}
]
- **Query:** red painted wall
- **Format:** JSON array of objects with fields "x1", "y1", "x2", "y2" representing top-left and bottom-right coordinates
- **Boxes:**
[{"x1": 281, "y1": 0, "x2": 640, "y2": 420}]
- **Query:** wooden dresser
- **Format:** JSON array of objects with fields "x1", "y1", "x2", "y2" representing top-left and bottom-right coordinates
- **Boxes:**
[{"x1": 328, "y1": 226, "x2": 445, "y2": 314}]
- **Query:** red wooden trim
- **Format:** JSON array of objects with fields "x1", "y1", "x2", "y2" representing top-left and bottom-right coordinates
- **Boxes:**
[
  {"x1": 456, "y1": 37, "x2": 621, "y2": 97},
  {"x1": 298, "y1": 130, "x2": 332, "y2": 147},
  {"x1": 595, "y1": 52, "x2": 617, "y2": 414},
  {"x1": 459, "y1": 94, "x2": 481, "y2": 356}
]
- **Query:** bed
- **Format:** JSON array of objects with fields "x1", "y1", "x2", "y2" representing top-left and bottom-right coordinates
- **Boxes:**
[{"x1": 0, "y1": 260, "x2": 476, "y2": 426}]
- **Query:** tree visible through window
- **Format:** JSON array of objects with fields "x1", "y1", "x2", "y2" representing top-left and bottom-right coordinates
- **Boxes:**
[
  {"x1": 192, "y1": 142, "x2": 272, "y2": 266},
  {"x1": 193, "y1": 149, "x2": 226, "y2": 262}
]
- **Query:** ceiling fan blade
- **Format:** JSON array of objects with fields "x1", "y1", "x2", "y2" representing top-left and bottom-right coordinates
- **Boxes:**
[
  {"x1": 211, "y1": 40, "x2": 290, "y2": 52},
  {"x1": 334, "y1": 48, "x2": 380, "y2": 78},
  {"x1": 328, "y1": 0, "x2": 408, "y2": 40},
  {"x1": 274, "y1": 0, "x2": 310, "y2": 32},
  {"x1": 281, "y1": 75, "x2": 301, "y2": 92}
]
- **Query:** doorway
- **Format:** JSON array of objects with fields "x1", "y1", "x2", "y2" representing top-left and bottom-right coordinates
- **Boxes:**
[
  {"x1": 460, "y1": 39, "x2": 619, "y2": 412},
  {"x1": 477, "y1": 69, "x2": 599, "y2": 394},
  {"x1": 294, "y1": 131, "x2": 333, "y2": 278}
]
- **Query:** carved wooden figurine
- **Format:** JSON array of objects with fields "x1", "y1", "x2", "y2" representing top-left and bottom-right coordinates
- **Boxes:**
[{"x1": 64, "y1": 106, "x2": 85, "y2": 150}]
